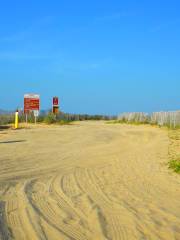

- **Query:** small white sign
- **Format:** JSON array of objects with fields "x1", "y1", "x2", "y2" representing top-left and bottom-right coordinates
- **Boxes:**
[
  {"x1": 33, "y1": 110, "x2": 39, "y2": 117},
  {"x1": 24, "y1": 94, "x2": 40, "y2": 99}
]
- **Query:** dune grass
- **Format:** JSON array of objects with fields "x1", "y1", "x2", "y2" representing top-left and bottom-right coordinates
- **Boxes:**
[
  {"x1": 106, "y1": 120, "x2": 149, "y2": 125},
  {"x1": 168, "y1": 129, "x2": 180, "y2": 174},
  {"x1": 168, "y1": 159, "x2": 180, "y2": 173}
]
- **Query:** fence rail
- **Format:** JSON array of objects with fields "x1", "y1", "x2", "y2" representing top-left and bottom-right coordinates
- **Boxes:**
[{"x1": 118, "y1": 111, "x2": 180, "y2": 128}]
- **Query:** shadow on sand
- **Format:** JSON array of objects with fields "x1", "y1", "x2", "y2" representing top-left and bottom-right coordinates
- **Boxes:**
[
  {"x1": 0, "y1": 126, "x2": 11, "y2": 131},
  {"x1": 0, "y1": 140, "x2": 26, "y2": 144}
]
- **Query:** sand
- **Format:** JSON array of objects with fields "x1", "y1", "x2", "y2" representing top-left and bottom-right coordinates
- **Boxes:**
[{"x1": 0, "y1": 121, "x2": 180, "y2": 240}]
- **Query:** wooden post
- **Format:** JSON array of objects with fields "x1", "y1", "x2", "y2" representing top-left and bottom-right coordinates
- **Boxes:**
[{"x1": 26, "y1": 113, "x2": 28, "y2": 124}]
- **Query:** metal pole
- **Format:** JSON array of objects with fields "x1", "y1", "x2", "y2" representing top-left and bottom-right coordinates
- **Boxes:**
[{"x1": 15, "y1": 111, "x2": 19, "y2": 129}]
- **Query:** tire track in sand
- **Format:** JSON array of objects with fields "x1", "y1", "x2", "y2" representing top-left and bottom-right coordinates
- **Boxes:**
[{"x1": 0, "y1": 122, "x2": 180, "y2": 239}]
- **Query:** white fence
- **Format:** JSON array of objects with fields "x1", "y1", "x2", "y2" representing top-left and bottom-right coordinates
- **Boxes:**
[
  {"x1": 118, "y1": 111, "x2": 180, "y2": 128},
  {"x1": 151, "y1": 111, "x2": 180, "y2": 128},
  {"x1": 118, "y1": 112, "x2": 149, "y2": 123}
]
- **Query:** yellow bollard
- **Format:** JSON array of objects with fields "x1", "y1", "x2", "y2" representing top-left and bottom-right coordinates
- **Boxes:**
[{"x1": 15, "y1": 111, "x2": 19, "y2": 129}]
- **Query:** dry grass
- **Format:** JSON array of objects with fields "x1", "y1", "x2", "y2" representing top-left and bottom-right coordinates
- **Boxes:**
[{"x1": 168, "y1": 129, "x2": 180, "y2": 174}]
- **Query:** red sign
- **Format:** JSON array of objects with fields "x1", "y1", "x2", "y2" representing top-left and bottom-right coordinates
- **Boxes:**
[
  {"x1": 53, "y1": 97, "x2": 59, "y2": 106},
  {"x1": 24, "y1": 94, "x2": 40, "y2": 113}
]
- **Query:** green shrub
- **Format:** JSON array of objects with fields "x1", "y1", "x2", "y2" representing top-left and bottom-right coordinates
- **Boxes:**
[
  {"x1": 0, "y1": 114, "x2": 14, "y2": 125},
  {"x1": 44, "y1": 113, "x2": 56, "y2": 124},
  {"x1": 58, "y1": 120, "x2": 72, "y2": 125},
  {"x1": 169, "y1": 159, "x2": 180, "y2": 173}
]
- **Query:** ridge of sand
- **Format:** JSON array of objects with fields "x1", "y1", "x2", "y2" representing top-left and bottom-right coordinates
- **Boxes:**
[{"x1": 0, "y1": 121, "x2": 180, "y2": 239}]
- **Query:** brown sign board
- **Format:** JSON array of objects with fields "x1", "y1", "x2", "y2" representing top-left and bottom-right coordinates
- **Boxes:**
[
  {"x1": 53, "y1": 106, "x2": 59, "y2": 114},
  {"x1": 24, "y1": 94, "x2": 40, "y2": 114}
]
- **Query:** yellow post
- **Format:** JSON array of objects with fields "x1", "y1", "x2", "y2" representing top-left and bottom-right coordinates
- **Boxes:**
[{"x1": 15, "y1": 111, "x2": 19, "y2": 129}]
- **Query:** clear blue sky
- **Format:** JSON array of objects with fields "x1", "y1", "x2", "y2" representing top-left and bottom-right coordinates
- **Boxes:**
[{"x1": 0, "y1": 0, "x2": 180, "y2": 114}]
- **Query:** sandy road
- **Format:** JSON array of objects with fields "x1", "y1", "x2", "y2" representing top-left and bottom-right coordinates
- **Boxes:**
[{"x1": 0, "y1": 121, "x2": 180, "y2": 240}]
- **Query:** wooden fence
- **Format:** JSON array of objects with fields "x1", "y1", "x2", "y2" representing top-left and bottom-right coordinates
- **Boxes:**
[{"x1": 118, "y1": 111, "x2": 180, "y2": 128}]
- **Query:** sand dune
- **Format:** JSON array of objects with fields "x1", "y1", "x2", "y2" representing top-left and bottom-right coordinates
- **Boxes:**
[{"x1": 0, "y1": 121, "x2": 180, "y2": 240}]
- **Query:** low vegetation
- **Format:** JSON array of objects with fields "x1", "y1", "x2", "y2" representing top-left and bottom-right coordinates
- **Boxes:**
[
  {"x1": 0, "y1": 114, "x2": 14, "y2": 125},
  {"x1": 168, "y1": 129, "x2": 180, "y2": 174},
  {"x1": 43, "y1": 113, "x2": 72, "y2": 125},
  {"x1": 168, "y1": 159, "x2": 180, "y2": 173},
  {"x1": 0, "y1": 111, "x2": 116, "y2": 126},
  {"x1": 1, "y1": 111, "x2": 179, "y2": 129},
  {"x1": 107, "y1": 119, "x2": 149, "y2": 125}
]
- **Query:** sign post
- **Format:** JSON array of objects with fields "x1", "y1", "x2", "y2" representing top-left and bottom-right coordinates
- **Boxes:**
[
  {"x1": 52, "y1": 97, "x2": 59, "y2": 114},
  {"x1": 24, "y1": 94, "x2": 40, "y2": 124},
  {"x1": 25, "y1": 113, "x2": 28, "y2": 124},
  {"x1": 33, "y1": 110, "x2": 39, "y2": 124}
]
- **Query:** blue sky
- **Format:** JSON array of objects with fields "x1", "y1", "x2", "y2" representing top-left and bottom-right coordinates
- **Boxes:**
[{"x1": 0, "y1": 0, "x2": 180, "y2": 114}]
